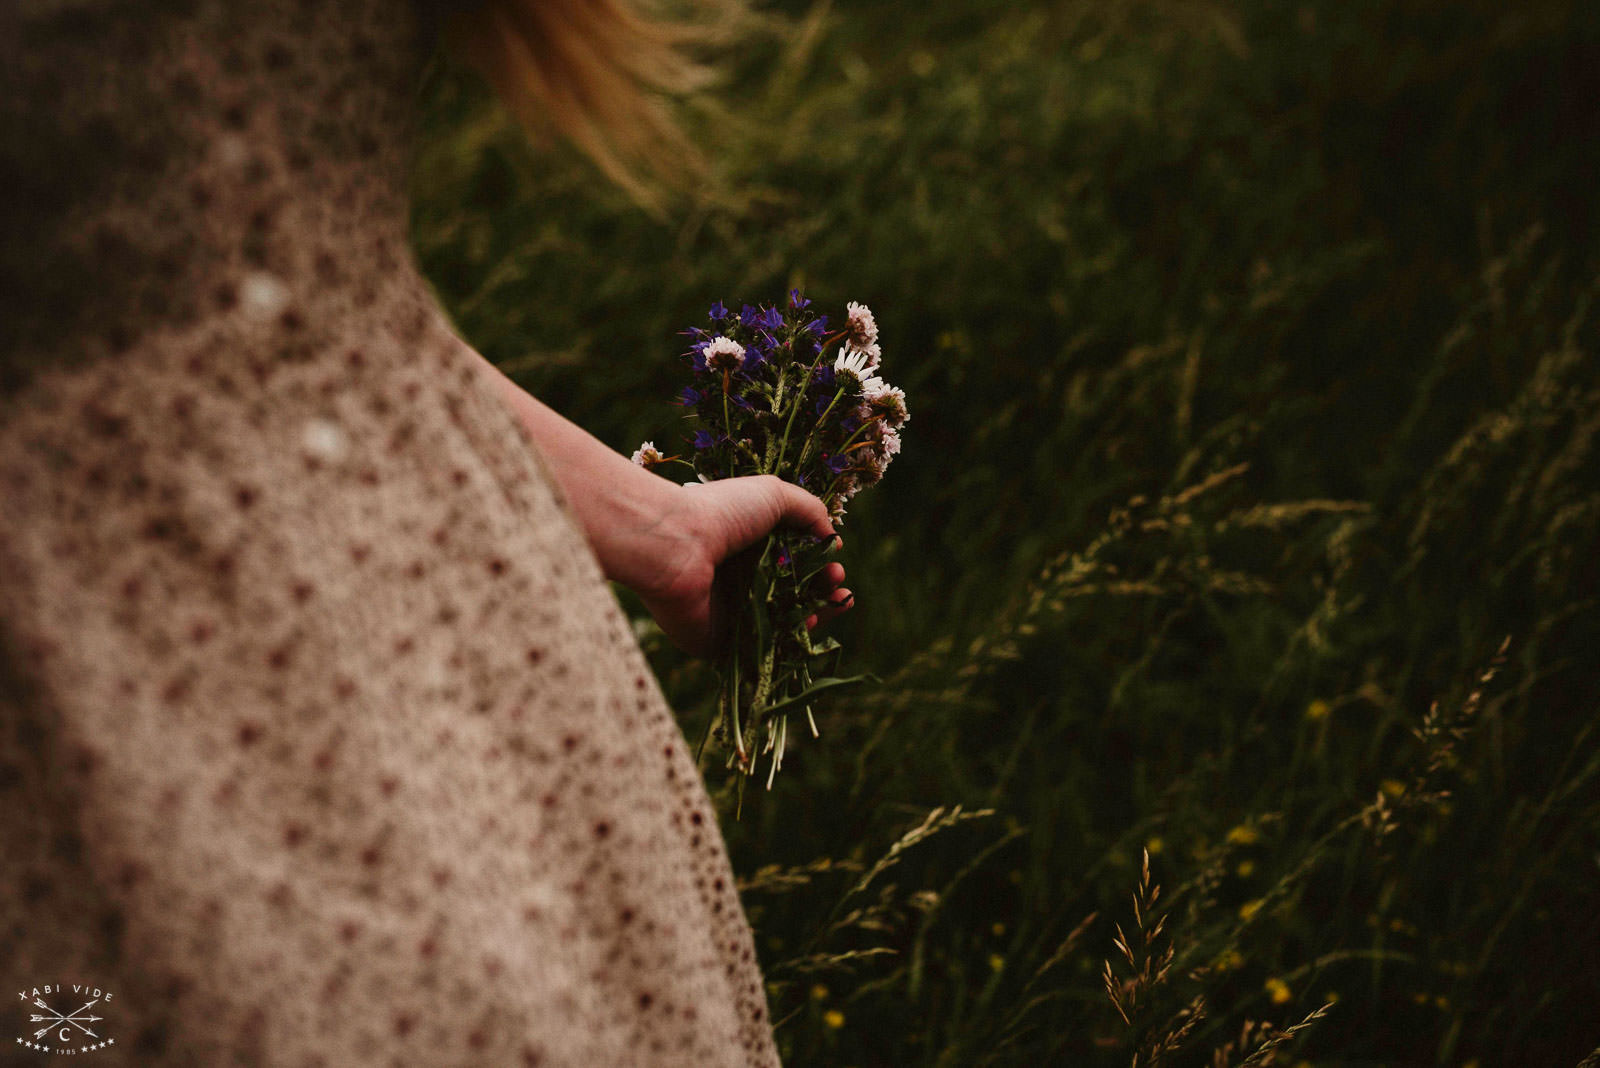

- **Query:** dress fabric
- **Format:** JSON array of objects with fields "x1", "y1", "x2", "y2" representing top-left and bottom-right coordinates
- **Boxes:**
[{"x1": 0, "y1": 2, "x2": 779, "y2": 1064}]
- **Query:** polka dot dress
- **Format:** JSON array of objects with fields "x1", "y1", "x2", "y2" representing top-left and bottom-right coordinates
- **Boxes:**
[{"x1": 0, "y1": 2, "x2": 779, "y2": 1064}]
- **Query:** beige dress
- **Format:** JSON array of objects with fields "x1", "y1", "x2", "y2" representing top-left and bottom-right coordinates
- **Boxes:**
[{"x1": 0, "y1": 2, "x2": 778, "y2": 1064}]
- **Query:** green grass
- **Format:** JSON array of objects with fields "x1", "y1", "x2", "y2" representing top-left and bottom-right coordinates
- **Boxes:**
[{"x1": 412, "y1": 1, "x2": 1600, "y2": 1063}]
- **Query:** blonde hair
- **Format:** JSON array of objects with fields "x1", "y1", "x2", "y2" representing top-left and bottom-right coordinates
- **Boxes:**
[{"x1": 443, "y1": 0, "x2": 732, "y2": 205}]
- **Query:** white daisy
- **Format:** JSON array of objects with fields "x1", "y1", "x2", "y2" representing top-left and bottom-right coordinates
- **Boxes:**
[{"x1": 834, "y1": 347, "x2": 878, "y2": 384}]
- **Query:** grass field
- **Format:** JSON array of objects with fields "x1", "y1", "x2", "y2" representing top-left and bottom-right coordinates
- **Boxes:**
[{"x1": 412, "y1": 1, "x2": 1600, "y2": 1062}]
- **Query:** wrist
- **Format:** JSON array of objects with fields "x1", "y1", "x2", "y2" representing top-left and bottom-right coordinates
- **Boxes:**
[{"x1": 589, "y1": 465, "x2": 698, "y2": 590}]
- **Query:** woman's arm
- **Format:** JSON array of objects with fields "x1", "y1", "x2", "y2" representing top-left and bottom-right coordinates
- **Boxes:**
[{"x1": 474, "y1": 353, "x2": 850, "y2": 657}]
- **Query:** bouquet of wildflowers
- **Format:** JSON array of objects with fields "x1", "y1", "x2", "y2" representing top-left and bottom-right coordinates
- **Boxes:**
[{"x1": 632, "y1": 290, "x2": 908, "y2": 796}]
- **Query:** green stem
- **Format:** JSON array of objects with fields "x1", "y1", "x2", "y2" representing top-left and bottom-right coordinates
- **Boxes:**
[
  {"x1": 795, "y1": 388, "x2": 848, "y2": 473},
  {"x1": 774, "y1": 332, "x2": 849, "y2": 474},
  {"x1": 833, "y1": 412, "x2": 885, "y2": 455}
]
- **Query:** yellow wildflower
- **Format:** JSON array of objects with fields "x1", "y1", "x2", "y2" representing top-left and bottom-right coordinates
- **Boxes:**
[
  {"x1": 824, "y1": 1009, "x2": 845, "y2": 1030},
  {"x1": 1213, "y1": 949, "x2": 1245, "y2": 972},
  {"x1": 1305, "y1": 698, "x2": 1331, "y2": 722},
  {"x1": 1265, "y1": 977, "x2": 1292, "y2": 1004}
]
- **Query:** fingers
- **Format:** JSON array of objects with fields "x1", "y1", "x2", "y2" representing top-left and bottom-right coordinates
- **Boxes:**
[
  {"x1": 805, "y1": 587, "x2": 854, "y2": 632},
  {"x1": 808, "y1": 566, "x2": 852, "y2": 630},
  {"x1": 687, "y1": 474, "x2": 851, "y2": 644},
  {"x1": 779, "y1": 496, "x2": 847, "y2": 633}
]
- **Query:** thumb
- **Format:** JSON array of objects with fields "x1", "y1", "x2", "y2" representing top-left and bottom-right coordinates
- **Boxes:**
[{"x1": 732, "y1": 474, "x2": 835, "y2": 552}]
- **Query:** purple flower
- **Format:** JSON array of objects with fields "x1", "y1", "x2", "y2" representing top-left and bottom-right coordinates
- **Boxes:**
[
  {"x1": 692, "y1": 430, "x2": 717, "y2": 451},
  {"x1": 804, "y1": 316, "x2": 828, "y2": 338},
  {"x1": 757, "y1": 306, "x2": 784, "y2": 331},
  {"x1": 825, "y1": 452, "x2": 851, "y2": 474},
  {"x1": 745, "y1": 334, "x2": 773, "y2": 368},
  {"x1": 677, "y1": 386, "x2": 702, "y2": 406},
  {"x1": 788, "y1": 289, "x2": 811, "y2": 310},
  {"x1": 709, "y1": 301, "x2": 728, "y2": 320},
  {"x1": 740, "y1": 304, "x2": 760, "y2": 326},
  {"x1": 688, "y1": 340, "x2": 710, "y2": 373}
]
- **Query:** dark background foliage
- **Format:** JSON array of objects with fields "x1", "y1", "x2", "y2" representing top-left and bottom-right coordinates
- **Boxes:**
[{"x1": 412, "y1": 1, "x2": 1600, "y2": 1063}]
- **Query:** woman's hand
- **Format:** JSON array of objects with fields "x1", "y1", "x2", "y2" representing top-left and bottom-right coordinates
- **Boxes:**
[
  {"x1": 627, "y1": 476, "x2": 851, "y2": 657},
  {"x1": 476, "y1": 353, "x2": 851, "y2": 657}
]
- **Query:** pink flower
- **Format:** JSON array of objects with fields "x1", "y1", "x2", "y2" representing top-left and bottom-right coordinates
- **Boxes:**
[
  {"x1": 846, "y1": 301, "x2": 879, "y2": 350},
  {"x1": 864, "y1": 381, "x2": 909, "y2": 428},
  {"x1": 879, "y1": 425, "x2": 903, "y2": 458}
]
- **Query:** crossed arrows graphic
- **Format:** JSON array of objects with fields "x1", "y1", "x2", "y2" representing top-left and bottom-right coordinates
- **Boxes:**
[{"x1": 29, "y1": 997, "x2": 102, "y2": 1042}]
